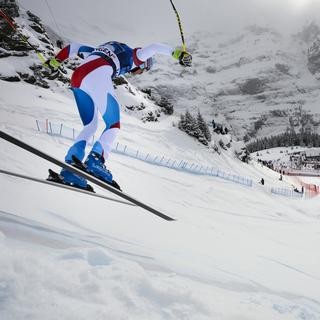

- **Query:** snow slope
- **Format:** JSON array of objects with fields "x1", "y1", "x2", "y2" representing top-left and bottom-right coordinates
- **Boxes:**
[
  {"x1": 1, "y1": 70, "x2": 320, "y2": 320},
  {"x1": 1, "y1": 3, "x2": 320, "y2": 320}
]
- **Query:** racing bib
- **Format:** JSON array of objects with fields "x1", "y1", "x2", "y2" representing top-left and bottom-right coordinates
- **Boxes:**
[{"x1": 91, "y1": 44, "x2": 121, "y2": 76}]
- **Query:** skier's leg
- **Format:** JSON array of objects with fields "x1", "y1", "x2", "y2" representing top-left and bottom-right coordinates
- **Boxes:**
[
  {"x1": 60, "y1": 60, "x2": 103, "y2": 189},
  {"x1": 92, "y1": 92, "x2": 120, "y2": 160},
  {"x1": 64, "y1": 88, "x2": 98, "y2": 162},
  {"x1": 64, "y1": 56, "x2": 113, "y2": 163},
  {"x1": 60, "y1": 88, "x2": 97, "y2": 188},
  {"x1": 80, "y1": 65, "x2": 119, "y2": 160},
  {"x1": 83, "y1": 66, "x2": 120, "y2": 183}
]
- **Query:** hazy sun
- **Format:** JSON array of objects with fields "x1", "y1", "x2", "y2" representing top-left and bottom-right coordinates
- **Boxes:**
[
  {"x1": 267, "y1": 0, "x2": 316, "y2": 10},
  {"x1": 292, "y1": 0, "x2": 312, "y2": 8}
]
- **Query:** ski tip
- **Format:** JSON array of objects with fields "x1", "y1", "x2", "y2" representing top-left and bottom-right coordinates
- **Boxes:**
[
  {"x1": 111, "y1": 180, "x2": 122, "y2": 191},
  {"x1": 47, "y1": 168, "x2": 60, "y2": 182},
  {"x1": 86, "y1": 184, "x2": 95, "y2": 193}
]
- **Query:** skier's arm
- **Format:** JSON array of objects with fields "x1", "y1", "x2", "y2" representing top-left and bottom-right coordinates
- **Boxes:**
[
  {"x1": 135, "y1": 43, "x2": 192, "y2": 67},
  {"x1": 55, "y1": 43, "x2": 95, "y2": 62},
  {"x1": 135, "y1": 43, "x2": 173, "y2": 61},
  {"x1": 44, "y1": 43, "x2": 95, "y2": 72}
]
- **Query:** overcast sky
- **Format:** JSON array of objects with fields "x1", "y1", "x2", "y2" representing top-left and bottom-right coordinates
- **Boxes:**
[{"x1": 17, "y1": 0, "x2": 320, "y2": 45}]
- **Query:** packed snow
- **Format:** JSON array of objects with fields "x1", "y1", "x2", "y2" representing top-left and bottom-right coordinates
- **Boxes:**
[{"x1": 1, "y1": 1, "x2": 320, "y2": 319}]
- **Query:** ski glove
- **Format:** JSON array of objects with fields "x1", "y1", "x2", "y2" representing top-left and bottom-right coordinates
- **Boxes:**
[
  {"x1": 44, "y1": 57, "x2": 61, "y2": 72},
  {"x1": 172, "y1": 47, "x2": 192, "y2": 67}
]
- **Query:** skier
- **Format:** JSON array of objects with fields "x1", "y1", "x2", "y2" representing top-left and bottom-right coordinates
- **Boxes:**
[{"x1": 45, "y1": 41, "x2": 192, "y2": 189}]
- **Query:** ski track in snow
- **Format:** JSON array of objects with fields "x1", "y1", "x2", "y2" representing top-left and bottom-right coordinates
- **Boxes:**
[
  {"x1": 1, "y1": 122, "x2": 320, "y2": 320},
  {"x1": 1, "y1": 5, "x2": 320, "y2": 317}
]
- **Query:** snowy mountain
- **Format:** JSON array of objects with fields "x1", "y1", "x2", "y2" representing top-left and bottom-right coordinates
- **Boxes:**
[
  {"x1": 2, "y1": 2, "x2": 320, "y2": 145},
  {"x1": 132, "y1": 25, "x2": 320, "y2": 143},
  {"x1": 1, "y1": 1, "x2": 320, "y2": 320}
]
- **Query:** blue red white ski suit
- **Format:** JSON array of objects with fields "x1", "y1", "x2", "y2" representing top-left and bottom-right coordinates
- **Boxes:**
[{"x1": 54, "y1": 41, "x2": 173, "y2": 163}]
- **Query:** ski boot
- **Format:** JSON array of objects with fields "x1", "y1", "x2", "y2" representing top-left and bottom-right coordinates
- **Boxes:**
[
  {"x1": 84, "y1": 151, "x2": 113, "y2": 183},
  {"x1": 47, "y1": 169, "x2": 93, "y2": 192},
  {"x1": 48, "y1": 160, "x2": 93, "y2": 192},
  {"x1": 60, "y1": 168, "x2": 87, "y2": 188},
  {"x1": 71, "y1": 154, "x2": 122, "y2": 191}
]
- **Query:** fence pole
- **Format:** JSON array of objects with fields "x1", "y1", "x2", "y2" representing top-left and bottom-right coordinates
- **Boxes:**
[
  {"x1": 49, "y1": 122, "x2": 53, "y2": 134},
  {"x1": 36, "y1": 120, "x2": 40, "y2": 132}
]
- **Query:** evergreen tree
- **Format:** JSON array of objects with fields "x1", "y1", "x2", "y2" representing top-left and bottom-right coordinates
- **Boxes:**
[
  {"x1": 178, "y1": 110, "x2": 210, "y2": 146},
  {"x1": 197, "y1": 111, "x2": 212, "y2": 142},
  {"x1": 178, "y1": 114, "x2": 186, "y2": 131},
  {"x1": 158, "y1": 97, "x2": 174, "y2": 115},
  {"x1": 184, "y1": 111, "x2": 199, "y2": 138},
  {"x1": 196, "y1": 125, "x2": 208, "y2": 146},
  {"x1": 246, "y1": 131, "x2": 320, "y2": 152}
]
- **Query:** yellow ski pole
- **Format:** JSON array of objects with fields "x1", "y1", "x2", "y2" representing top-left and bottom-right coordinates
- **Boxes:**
[
  {"x1": 0, "y1": 9, "x2": 46, "y2": 63},
  {"x1": 169, "y1": 0, "x2": 187, "y2": 52}
]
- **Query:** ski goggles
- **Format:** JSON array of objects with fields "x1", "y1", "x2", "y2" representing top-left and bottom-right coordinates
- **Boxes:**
[
  {"x1": 131, "y1": 57, "x2": 154, "y2": 73},
  {"x1": 140, "y1": 57, "x2": 153, "y2": 71}
]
